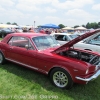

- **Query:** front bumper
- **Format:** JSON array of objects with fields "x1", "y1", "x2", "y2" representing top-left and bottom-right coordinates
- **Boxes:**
[{"x1": 76, "y1": 70, "x2": 100, "y2": 82}]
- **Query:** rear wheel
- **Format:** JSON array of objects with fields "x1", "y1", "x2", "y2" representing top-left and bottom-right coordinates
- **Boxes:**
[
  {"x1": 0, "y1": 52, "x2": 5, "y2": 64},
  {"x1": 50, "y1": 68, "x2": 73, "y2": 89}
]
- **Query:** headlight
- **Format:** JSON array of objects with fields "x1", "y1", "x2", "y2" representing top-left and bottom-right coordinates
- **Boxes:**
[{"x1": 85, "y1": 69, "x2": 89, "y2": 74}]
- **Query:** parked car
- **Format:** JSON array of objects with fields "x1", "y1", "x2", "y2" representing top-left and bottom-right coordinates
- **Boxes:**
[
  {"x1": 0, "y1": 28, "x2": 15, "y2": 38},
  {"x1": 0, "y1": 31, "x2": 100, "y2": 89},
  {"x1": 51, "y1": 32, "x2": 100, "y2": 53},
  {"x1": 51, "y1": 33, "x2": 79, "y2": 44}
]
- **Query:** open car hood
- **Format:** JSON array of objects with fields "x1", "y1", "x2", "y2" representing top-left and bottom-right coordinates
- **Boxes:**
[{"x1": 53, "y1": 29, "x2": 100, "y2": 53}]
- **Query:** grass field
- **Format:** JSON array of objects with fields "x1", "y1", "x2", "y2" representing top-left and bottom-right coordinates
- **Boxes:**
[{"x1": 0, "y1": 62, "x2": 100, "y2": 100}]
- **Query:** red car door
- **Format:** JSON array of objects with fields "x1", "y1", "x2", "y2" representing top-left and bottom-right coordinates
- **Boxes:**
[{"x1": 5, "y1": 36, "x2": 37, "y2": 68}]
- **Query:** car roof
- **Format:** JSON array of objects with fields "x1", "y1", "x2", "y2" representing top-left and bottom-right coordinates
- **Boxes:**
[
  {"x1": 51, "y1": 33, "x2": 76, "y2": 36},
  {"x1": 9, "y1": 32, "x2": 48, "y2": 38},
  {"x1": 1, "y1": 33, "x2": 48, "y2": 43}
]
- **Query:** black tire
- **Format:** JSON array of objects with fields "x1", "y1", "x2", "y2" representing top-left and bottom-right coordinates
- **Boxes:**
[
  {"x1": 0, "y1": 52, "x2": 6, "y2": 64},
  {"x1": 50, "y1": 68, "x2": 73, "y2": 89}
]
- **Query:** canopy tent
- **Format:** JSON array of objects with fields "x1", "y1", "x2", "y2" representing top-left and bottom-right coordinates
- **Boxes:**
[
  {"x1": 0, "y1": 24, "x2": 18, "y2": 28},
  {"x1": 0, "y1": 24, "x2": 8, "y2": 28},
  {"x1": 75, "y1": 26, "x2": 87, "y2": 30},
  {"x1": 20, "y1": 25, "x2": 33, "y2": 28},
  {"x1": 40, "y1": 23, "x2": 59, "y2": 29},
  {"x1": 62, "y1": 26, "x2": 74, "y2": 30}
]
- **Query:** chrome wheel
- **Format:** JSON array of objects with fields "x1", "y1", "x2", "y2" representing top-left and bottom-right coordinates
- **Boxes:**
[
  {"x1": 53, "y1": 71, "x2": 68, "y2": 88},
  {"x1": 50, "y1": 68, "x2": 73, "y2": 89},
  {"x1": 0, "y1": 53, "x2": 3, "y2": 63}
]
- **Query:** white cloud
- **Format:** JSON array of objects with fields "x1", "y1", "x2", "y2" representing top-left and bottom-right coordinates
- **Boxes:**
[
  {"x1": 16, "y1": 0, "x2": 53, "y2": 12},
  {"x1": 16, "y1": 4, "x2": 40, "y2": 12},
  {"x1": 45, "y1": 16, "x2": 60, "y2": 24},
  {"x1": 45, "y1": 7, "x2": 57, "y2": 13},
  {"x1": 64, "y1": 9, "x2": 98, "y2": 26},
  {"x1": 0, "y1": 0, "x2": 14, "y2": 7},
  {"x1": 0, "y1": 6, "x2": 6, "y2": 12},
  {"x1": 0, "y1": 0, "x2": 99, "y2": 27},
  {"x1": 92, "y1": 4, "x2": 100, "y2": 10},
  {"x1": 65, "y1": 9, "x2": 97, "y2": 20},
  {"x1": 17, "y1": 0, "x2": 52, "y2": 6},
  {"x1": 52, "y1": 0, "x2": 94, "y2": 10}
]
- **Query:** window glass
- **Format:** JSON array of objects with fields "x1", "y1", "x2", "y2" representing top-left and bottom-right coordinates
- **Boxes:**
[
  {"x1": 8, "y1": 36, "x2": 34, "y2": 49},
  {"x1": 88, "y1": 35, "x2": 100, "y2": 45},
  {"x1": 32, "y1": 36, "x2": 60, "y2": 50},
  {"x1": 69, "y1": 34, "x2": 79, "y2": 40},
  {"x1": 55, "y1": 35, "x2": 68, "y2": 41}
]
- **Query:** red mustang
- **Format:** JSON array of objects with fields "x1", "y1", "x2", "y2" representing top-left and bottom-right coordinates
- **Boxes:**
[{"x1": 0, "y1": 30, "x2": 100, "y2": 89}]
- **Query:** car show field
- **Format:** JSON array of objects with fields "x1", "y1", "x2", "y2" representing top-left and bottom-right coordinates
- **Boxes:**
[{"x1": 0, "y1": 31, "x2": 100, "y2": 100}]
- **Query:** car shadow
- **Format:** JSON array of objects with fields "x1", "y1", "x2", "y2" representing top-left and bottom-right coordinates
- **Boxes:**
[{"x1": 1, "y1": 61, "x2": 100, "y2": 100}]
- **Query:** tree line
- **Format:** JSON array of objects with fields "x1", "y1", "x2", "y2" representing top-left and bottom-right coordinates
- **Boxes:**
[
  {"x1": 0, "y1": 22, "x2": 18, "y2": 25},
  {"x1": 1, "y1": 22, "x2": 100, "y2": 29},
  {"x1": 58, "y1": 22, "x2": 100, "y2": 29}
]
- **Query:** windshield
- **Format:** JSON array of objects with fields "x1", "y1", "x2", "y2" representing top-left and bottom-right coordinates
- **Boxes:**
[
  {"x1": 32, "y1": 36, "x2": 60, "y2": 50},
  {"x1": 69, "y1": 34, "x2": 79, "y2": 40}
]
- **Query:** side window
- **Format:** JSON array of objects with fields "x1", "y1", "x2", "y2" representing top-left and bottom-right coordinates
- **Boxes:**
[
  {"x1": 8, "y1": 36, "x2": 34, "y2": 50},
  {"x1": 55, "y1": 35, "x2": 68, "y2": 41},
  {"x1": 88, "y1": 35, "x2": 100, "y2": 45}
]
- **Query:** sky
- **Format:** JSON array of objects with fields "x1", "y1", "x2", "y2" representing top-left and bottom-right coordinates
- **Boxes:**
[{"x1": 0, "y1": 0, "x2": 100, "y2": 27}]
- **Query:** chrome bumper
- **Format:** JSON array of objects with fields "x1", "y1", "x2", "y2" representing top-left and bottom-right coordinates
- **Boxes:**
[{"x1": 76, "y1": 70, "x2": 100, "y2": 82}]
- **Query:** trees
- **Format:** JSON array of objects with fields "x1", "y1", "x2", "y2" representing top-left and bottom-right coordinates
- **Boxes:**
[
  {"x1": 98, "y1": 22, "x2": 100, "y2": 28},
  {"x1": 6, "y1": 22, "x2": 11, "y2": 25},
  {"x1": 58, "y1": 24, "x2": 65, "y2": 29},
  {"x1": 12, "y1": 22, "x2": 18, "y2": 25},
  {"x1": 74, "y1": 25, "x2": 79, "y2": 28},
  {"x1": 1, "y1": 21, "x2": 100, "y2": 29},
  {"x1": 86, "y1": 22, "x2": 98, "y2": 29}
]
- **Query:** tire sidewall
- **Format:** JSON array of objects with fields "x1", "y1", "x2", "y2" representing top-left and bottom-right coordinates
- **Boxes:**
[
  {"x1": 0, "y1": 52, "x2": 5, "y2": 64},
  {"x1": 50, "y1": 68, "x2": 73, "y2": 89}
]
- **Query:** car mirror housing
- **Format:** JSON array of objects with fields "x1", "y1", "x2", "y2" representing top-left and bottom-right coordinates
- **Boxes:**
[{"x1": 25, "y1": 44, "x2": 29, "y2": 50}]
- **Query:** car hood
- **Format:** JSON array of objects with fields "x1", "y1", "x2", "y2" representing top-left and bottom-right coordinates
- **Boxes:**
[{"x1": 53, "y1": 29, "x2": 100, "y2": 53}]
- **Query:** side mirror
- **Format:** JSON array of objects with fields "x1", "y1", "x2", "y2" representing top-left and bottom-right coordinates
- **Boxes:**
[
  {"x1": 25, "y1": 44, "x2": 29, "y2": 49},
  {"x1": 25, "y1": 44, "x2": 32, "y2": 50}
]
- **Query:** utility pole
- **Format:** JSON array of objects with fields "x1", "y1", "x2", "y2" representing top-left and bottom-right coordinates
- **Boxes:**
[{"x1": 34, "y1": 21, "x2": 35, "y2": 29}]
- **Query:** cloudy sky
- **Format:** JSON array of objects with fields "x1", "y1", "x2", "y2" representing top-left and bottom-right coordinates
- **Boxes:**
[{"x1": 0, "y1": 0, "x2": 100, "y2": 27}]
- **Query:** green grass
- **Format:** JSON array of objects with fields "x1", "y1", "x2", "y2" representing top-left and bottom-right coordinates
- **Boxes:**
[
  {"x1": 0, "y1": 62, "x2": 100, "y2": 100},
  {"x1": 0, "y1": 38, "x2": 2, "y2": 40}
]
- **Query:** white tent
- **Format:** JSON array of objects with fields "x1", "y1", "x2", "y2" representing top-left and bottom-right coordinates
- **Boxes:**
[
  {"x1": 0, "y1": 24, "x2": 18, "y2": 28},
  {"x1": 62, "y1": 26, "x2": 74, "y2": 30},
  {"x1": 75, "y1": 26, "x2": 87, "y2": 30}
]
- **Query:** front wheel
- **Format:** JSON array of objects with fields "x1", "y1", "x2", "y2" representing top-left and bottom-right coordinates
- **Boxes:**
[
  {"x1": 0, "y1": 52, "x2": 5, "y2": 64},
  {"x1": 50, "y1": 68, "x2": 73, "y2": 89}
]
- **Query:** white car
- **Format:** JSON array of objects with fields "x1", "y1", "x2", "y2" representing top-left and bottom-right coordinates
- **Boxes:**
[
  {"x1": 51, "y1": 33, "x2": 79, "y2": 44},
  {"x1": 51, "y1": 32, "x2": 100, "y2": 53}
]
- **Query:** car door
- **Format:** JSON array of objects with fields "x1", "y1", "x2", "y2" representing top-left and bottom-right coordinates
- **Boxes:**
[
  {"x1": 74, "y1": 40, "x2": 100, "y2": 53},
  {"x1": 5, "y1": 36, "x2": 37, "y2": 67}
]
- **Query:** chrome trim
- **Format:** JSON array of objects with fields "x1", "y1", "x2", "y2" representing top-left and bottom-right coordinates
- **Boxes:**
[
  {"x1": 76, "y1": 70, "x2": 100, "y2": 81},
  {"x1": 5, "y1": 58, "x2": 48, "y2": 74}
]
